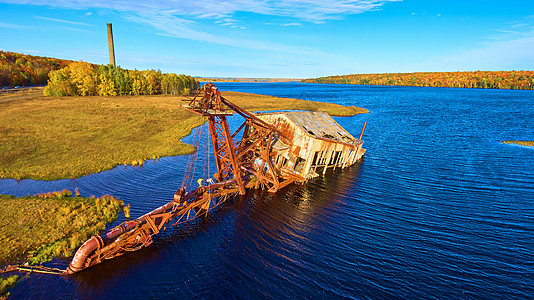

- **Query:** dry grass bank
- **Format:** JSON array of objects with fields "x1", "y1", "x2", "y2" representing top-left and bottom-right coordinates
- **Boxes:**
[
  {"x1": 0, "y1": 275, "x2": 19, "y2": 299},
  {"x1": 0, "y1": 88, "x2": 366, "y2": 180},
  {"x1": 0, "y1": 192, "x2": 123, "y2": 265}
]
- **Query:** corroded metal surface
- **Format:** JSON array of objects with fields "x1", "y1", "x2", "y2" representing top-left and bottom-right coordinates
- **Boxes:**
[
  {"x1": 7, "y1": 83, "x2": 366, "y2": 275},
  {"x1": 66, "y1": 180, "x2": 240, "y2": 274}
]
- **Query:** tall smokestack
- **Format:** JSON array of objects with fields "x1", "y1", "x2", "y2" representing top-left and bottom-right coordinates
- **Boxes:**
[{"x1": 107, "y1": 23, "x2": 116, "y2": 68}]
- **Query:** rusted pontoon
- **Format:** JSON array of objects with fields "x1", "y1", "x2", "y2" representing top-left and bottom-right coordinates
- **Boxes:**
[{"x1": 1, "y1": 83, "x2": 366, "y2": 275}]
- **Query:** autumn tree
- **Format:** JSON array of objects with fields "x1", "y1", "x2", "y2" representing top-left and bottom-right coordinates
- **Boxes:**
[
  {"x1": 42, "y1": 59, "x2": 198, "y2": 96},
  {"x1": 0, "y1": 50, "x2": 72, "y2": 87},
  {"x1": 43, "y1": 68, "x2": 75, "y2": 96}
]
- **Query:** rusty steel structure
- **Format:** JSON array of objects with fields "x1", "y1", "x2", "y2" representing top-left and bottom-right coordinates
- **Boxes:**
[
  {"x1": 0, "y1": 83, "x2": 366, "y2": 276},
  {"x1": 184, "y1": 83, "x2": 305, "y2": 193}
]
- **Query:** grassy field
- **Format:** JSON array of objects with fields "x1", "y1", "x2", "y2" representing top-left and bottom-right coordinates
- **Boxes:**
[
  {"x1": 0, "y1": 191, "x2": 123, "y2": 265},
  {"x1": 0, "y1": 275, "x2": 19, "y2": 299},
  {"x1": 501, "y1": 141, "x2": 534, "y2": 146},
  {"x1": 0, "y1": 88, "x2": 367, "y2": 180}
]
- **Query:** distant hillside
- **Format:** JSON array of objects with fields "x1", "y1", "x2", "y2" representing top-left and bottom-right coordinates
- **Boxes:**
[
  {"x1": 0, "y1": 51, "x2": 74, "y2": 87},
  {"x1": 0, "y1": 51, "x2": 198, "y2": 96},
  {"x1": 303, "y1": 71, "x2": 534, "y2": 90}
]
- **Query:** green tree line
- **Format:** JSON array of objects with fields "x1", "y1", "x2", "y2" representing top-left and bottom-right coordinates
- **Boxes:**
[
  {"x1": 303, "y1": 71, "x2": 534, "y2": 90},
  {"x1": 0, "y1": 51, "x2": 73, "y2": 87},
  {"x1": 44, "y1": 61, "x2": 198, "y2": 96}
]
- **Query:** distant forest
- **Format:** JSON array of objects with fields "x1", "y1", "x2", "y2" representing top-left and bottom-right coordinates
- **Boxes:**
[
  {"x1": 303, "y1": 71, "x2": 534, "y2": 90},
  {"x1": 1, "y1": 51, "x2": 198, "y2": 96},
  {"x1": 0, "y1": 51, "x2": 73, "y2": 87}
]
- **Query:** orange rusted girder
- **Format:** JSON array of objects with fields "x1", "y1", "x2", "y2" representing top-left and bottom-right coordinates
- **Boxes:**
[
  {"x1": 208, "y1": 115, "x2": 246, "y2": 195},
  {"x1": 66, "y1": 83, "x2": 310, "y2": 274},
  {"x1": 67, "y1": 178, "x2": 241, "y2": 274}
]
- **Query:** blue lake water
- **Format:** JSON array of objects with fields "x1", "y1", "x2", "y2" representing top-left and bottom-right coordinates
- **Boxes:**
[{"x1": 2, "y1": 83, "x2": 534, "y2": 299}]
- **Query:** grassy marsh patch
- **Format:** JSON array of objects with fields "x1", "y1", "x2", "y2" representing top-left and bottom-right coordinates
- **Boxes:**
[
  {"x1": 0, "y1": 88, "x2": 366, "y2": 180},
  {"x1": 0, "y1": 275, "x2": 19, "y2": 299},
  {"x1": 0, "y1": 191, "x2": 123, "y2": 265}
]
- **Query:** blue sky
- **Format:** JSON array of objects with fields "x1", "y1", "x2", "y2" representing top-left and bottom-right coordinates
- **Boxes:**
[{"x1": 1, "y1": 0, "x2": 533, "y2": 78}]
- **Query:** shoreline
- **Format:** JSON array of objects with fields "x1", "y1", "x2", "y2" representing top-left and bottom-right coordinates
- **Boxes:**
[
  {"x1": 0, "y1": 88, "x2": 367, "y2": 181},
  {"x1": 0, "y1": 192, "x2": 124, "y2": 296}
]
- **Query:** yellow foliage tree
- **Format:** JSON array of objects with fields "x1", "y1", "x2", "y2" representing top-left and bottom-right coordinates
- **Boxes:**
[
  {"x1": 43, "y1": 68, "x2": 75, "y2": 96},
  {"x1": 68, "y1": 61, "x2": 96, "y2": 96},
  {"x1": 97, "y1": 73, "x2": 117, "y2": 96}
]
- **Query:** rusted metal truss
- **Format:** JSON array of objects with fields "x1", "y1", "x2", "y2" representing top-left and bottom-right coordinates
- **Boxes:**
[
  {"x1": 66, "y1": 180, "x2": 240, "y2": 274},
  {"x1": 208, "y1": 115, "x2": 246, "y2": 194},
  {"x1": 61, "y1": 83, "x2": 303, "y2": 274},
  {"x1": 1, "y1": 83, "x2": 365, "y2": 276},
  {"x1": 183, "y1": 83, "x2": 299, "y2": 194}
]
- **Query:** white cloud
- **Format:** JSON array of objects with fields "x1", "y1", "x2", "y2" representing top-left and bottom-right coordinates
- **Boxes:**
[
  {"x1": 0, "y1": 22, "x2": 38, "y2": 29},
  {"x1": 493, "y1": 29, "x2": 532, "y2": 37},
  {"x1": 2, "y1": 0, "x2": 400, "y2": 58},
  {"x1": 35, "y1": 16, "x2": 93, "y2": 26},
  {"x1": 282, "y1": 23, "x2": 302, "y2": 26},
  {"x1": 137, "y1": 11, "x2": 328, "y2": 56},
  {"x1": 1, "y1": 0, "x2": 401, "y2": 22}
]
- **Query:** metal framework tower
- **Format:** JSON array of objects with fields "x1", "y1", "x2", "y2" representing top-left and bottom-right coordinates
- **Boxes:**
[{"x1": 0, "y1": 83, "x2": 366, "y2": 276}]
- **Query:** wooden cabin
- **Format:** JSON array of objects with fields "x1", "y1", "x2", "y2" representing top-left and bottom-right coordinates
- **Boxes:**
[{"x1": 255, "y1": 111, "x2": 365, "y2": 179}]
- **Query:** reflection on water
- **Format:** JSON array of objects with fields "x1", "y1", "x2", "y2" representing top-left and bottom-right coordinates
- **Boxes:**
[{"x1": 2, "y1": 83, "x2": 534, "y2": 298}]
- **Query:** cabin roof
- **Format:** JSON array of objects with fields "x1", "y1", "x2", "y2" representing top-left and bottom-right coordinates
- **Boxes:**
[{"x1": 256, "y1": 111, "x2": 358, "y2": 144}]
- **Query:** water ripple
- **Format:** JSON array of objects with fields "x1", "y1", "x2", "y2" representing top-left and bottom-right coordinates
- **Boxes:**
[{"x1": 2, "y1": 83, "x2": 534, "y2": 298}]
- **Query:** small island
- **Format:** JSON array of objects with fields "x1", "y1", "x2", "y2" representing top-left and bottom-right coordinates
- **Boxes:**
[{"x1": 501, "y1": 141, "x2": 534, "y2": 147}]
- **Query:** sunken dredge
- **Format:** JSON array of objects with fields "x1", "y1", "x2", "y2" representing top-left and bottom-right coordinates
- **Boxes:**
[{"x1": 1, "y1": 83, "x2": 366, "y2": 275}]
